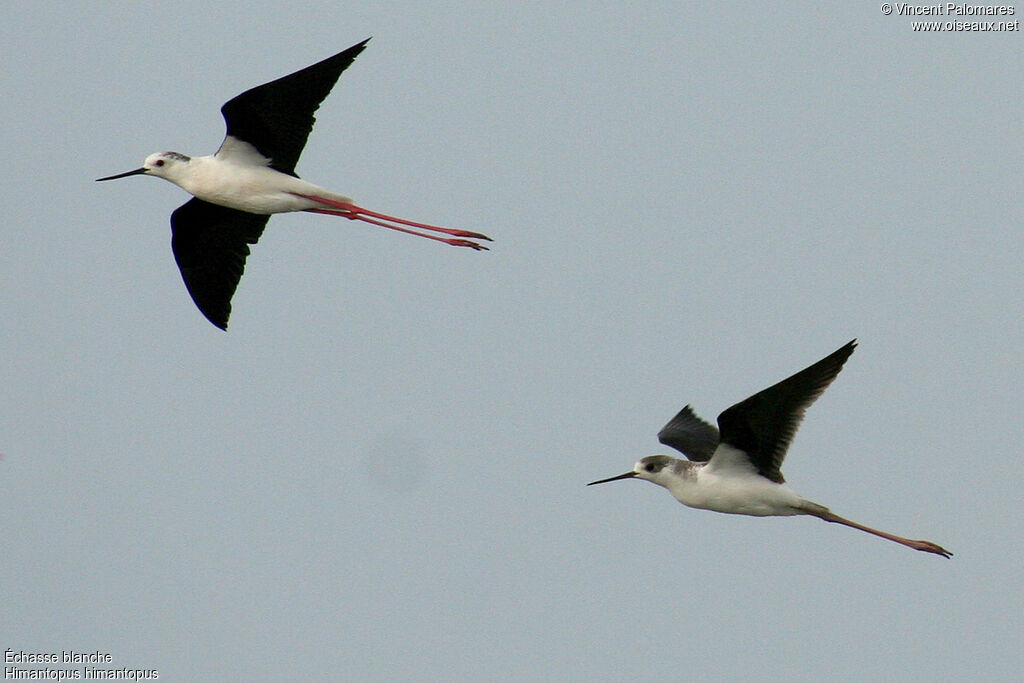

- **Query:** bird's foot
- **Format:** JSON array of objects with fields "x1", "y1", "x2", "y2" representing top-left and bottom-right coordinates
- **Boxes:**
[
  {"x1": 450, "y1": 229, "x2": 492, "y2": 242},
  {"x1": 447, "y1": 238, "x2": 489, "y2": 250},
  {"x1": 910, "y1": 539, "x2": 953, "y2": 558}
]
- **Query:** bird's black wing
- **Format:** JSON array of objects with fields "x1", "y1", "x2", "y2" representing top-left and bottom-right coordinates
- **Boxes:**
[
  {"x1": 657, "y1": 405, "x2": 720, "y2": 462},
  {"x1": 170, "y1": 198, "x2": 269, "y2": 330},
  {"x1": 715, "y1": 340, "x2": 857, "y2": 483},
  {"x1": 219, "y1": 38, "x2": 370, "y2": 176}
]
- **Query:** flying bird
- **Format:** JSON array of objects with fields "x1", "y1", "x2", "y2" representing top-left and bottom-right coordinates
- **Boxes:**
[
  {"x1": 588, "y1": 340, "x2": 952, "y2": 558},
  {"x1": 97, "y1": 38, "x2": 490, "y2": 329}
]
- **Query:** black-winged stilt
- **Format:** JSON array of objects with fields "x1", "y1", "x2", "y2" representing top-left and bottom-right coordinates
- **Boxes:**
[
  {"x1": 588, "y1": 340, "x2": 952, "y2": 558},
  {"x1": 97, "y1": 38, "x2": 490, "y2": 329}
]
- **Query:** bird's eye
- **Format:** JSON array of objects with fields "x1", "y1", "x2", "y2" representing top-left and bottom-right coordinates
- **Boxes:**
[
  {"x1": 155, "y1": 159, "x2": 165, "y2": 167},
  {"x1": 645, "y1": 463, "x2": 656, "y2": 472}
]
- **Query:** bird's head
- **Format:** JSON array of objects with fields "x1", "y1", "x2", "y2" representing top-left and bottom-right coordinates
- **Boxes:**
[
  {"x1": 587, "y1": 455, "x2": 676, "y2": 488},
  {"x1": 96, "y1": 151, "x2": 191, "y2": 182}
]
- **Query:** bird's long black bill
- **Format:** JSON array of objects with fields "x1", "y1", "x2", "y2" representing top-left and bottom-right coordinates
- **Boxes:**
[
  {"x1": 96, "y1": 167, "x2": 147, "y2": 181},
  {"x1": 587, "y1": 471, "x2": 638, "y2": 486}
]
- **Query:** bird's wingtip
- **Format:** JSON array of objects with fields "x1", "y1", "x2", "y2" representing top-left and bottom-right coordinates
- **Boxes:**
[{"x1": 205, "y1": 316, "x2": 228, "y2": 331}]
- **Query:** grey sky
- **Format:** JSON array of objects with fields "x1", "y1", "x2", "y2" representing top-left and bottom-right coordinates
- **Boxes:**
[{"x1": 1, "y1": 3, "x2": 1021, "y2": 681}]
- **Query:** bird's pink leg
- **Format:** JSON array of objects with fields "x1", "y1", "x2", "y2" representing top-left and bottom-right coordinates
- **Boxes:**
[
  {"x1": 293, "y1": 193, "x2": 491, "y2": 249},
  {"x1": 304, "y1": 209, "x2": 487, "y2": 249},
  {"x1": 806, "y1": 507, "x2": 952, "y2": 558}
]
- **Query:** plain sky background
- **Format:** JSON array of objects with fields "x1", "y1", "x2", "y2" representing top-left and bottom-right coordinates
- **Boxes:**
[{"x1": 2, "y1": 3, "x2": 1021, "y2": 681}]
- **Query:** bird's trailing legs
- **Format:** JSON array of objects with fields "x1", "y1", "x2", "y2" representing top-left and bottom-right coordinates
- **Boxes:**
[
  {"x1": 800, "y1": 503, "x2": 952, "y2": 558},
  {"x1": 294, "y1": 193, "x2": 491, "y2": 250}
]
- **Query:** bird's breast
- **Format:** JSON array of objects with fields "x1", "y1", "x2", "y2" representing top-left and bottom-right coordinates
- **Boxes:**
[
  {"x1": 185, "y1": 159, "x2": 319, "y2": 214},
  {"x1": 669, "y1": 469, "x2": 803, "y2": 517}
]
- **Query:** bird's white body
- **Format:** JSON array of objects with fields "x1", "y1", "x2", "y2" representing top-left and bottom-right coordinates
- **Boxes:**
[
  {"x1": 141, "y1": 146, "x2": 352, "y2": 215},
  {"x1": 637, "y1": 447, "x2": 807, "y2": 517}
]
